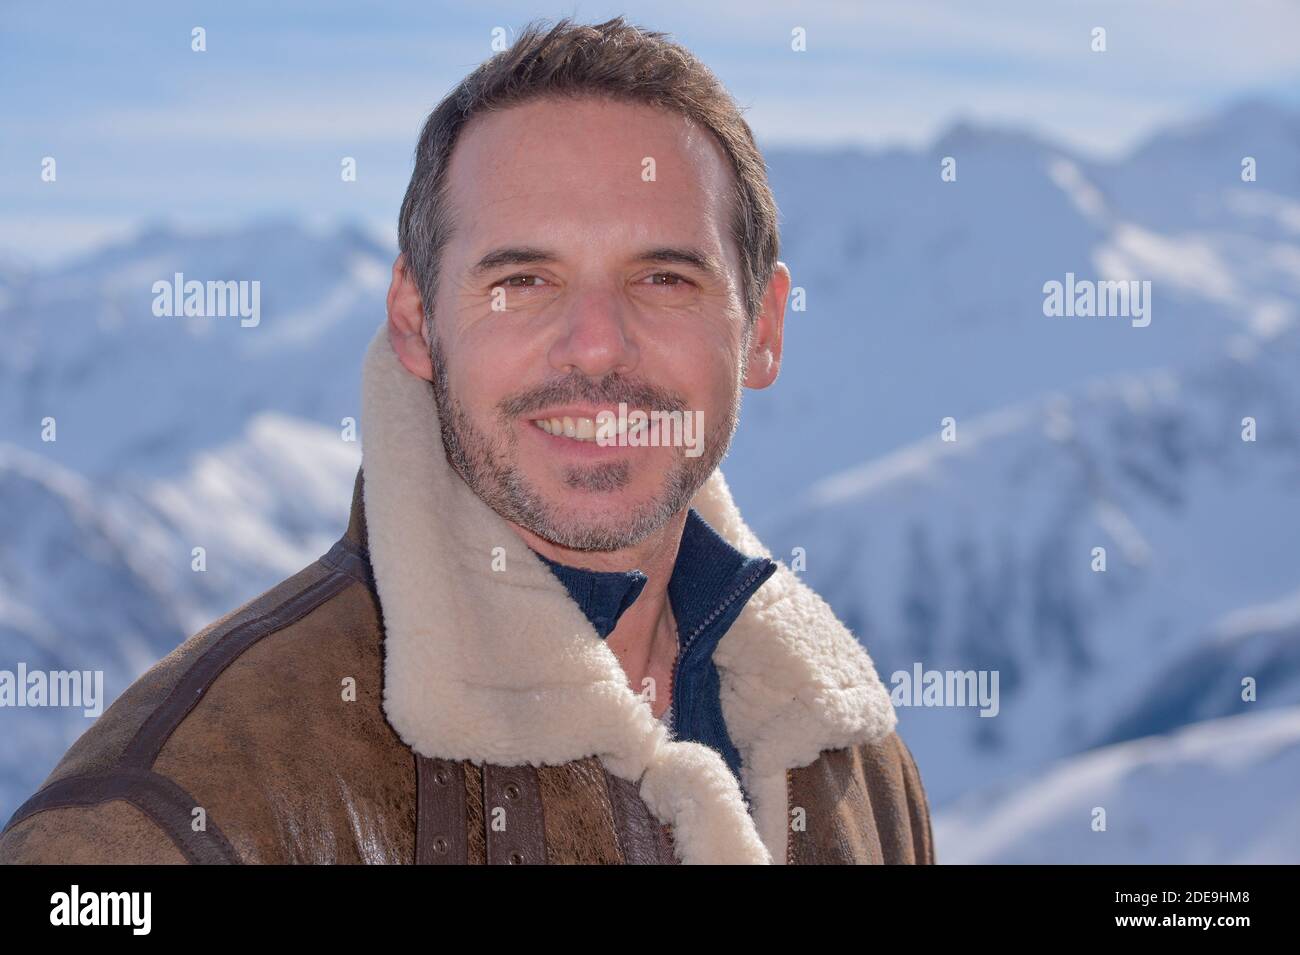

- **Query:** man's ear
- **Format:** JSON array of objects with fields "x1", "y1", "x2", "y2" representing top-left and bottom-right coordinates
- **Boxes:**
[
  {"x1": 387, "y1": 253, "x2": 434, "y2": 381},
  {"x1": 742, "y1": 261, "x2": 790, "y2": 389}
]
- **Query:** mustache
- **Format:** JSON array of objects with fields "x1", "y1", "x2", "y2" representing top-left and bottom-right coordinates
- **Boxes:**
[{"x1": 498, "y1": 372, "x2": 687, "y2": 418}]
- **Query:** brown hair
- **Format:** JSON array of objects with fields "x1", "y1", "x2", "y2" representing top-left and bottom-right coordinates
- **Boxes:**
[{"x1": 397, "y1": 15, "x2": 779, "y2": 330}]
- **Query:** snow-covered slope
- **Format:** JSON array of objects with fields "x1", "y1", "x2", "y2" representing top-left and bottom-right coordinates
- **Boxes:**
[
  {"x1": 0, "y1": 220, "x2": 388, "y2": 477},
  {"x1": 0, "y1": 417, "x2": 358, "y2": 818},
  {"x1": 105, "y1": 412, "x2": 362, "y2": 634},
  {"x1": 727, "y1": 97, "x2": 1300, "y2": 520},
  {"x1": 1091, "y1": 98, "x2": 1300, "y2": 239},
  {"x1": 934, "y1": 706, "x2": 1300, "y2": 864},
  {"x1": 1099, "y1": 588, "x2": 1300, "y2": 747},
  {"x1": 766, "y1": 322, "x2": 1300, "y2": 806},
  {"x1": 751, "y1": 98, "x2": 1300, "y2": 821}
]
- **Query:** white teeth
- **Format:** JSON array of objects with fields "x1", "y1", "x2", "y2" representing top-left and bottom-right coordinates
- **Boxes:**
[
  {"x1": 531, "y1": 413, "x2": 651, "y2": 442},
  {"x1": 533, "y1": 416, "x2": 600, "y2": 442}
]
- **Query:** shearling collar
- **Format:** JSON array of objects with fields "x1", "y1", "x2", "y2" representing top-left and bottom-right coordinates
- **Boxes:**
[{"x1": 356, "y1": 325, "x2": 896, "y2": 864}]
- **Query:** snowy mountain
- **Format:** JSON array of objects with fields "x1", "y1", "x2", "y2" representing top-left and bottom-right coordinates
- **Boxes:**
[
  {"x1": 1099, "y1": 587, "x2": 1300, "y2": 747},
  {"x1": 0, "y1": 446, "x2": 193, "y2": 817},
  {"x1": 727, "y1": 97, "x2": 1300, "y2": 519},
  {"x1": 765, "y1": 325, "x2": 1300, "y2": 806},
  {"x1": 1092, "y1": 98, "x2": 1300, "y2": 239},
  {"x1": 0, "y1": 418, "x2": 358, "y2": 817},
  {"x1": 0, "y1": 219, "x2": 388, "y2": 477},
  {"x1": 750, "y1": 97, "x2": 1300, "y2": 821},
  {"x1": 934, "y1": 705, "x2": 1300, "y2": 864}
]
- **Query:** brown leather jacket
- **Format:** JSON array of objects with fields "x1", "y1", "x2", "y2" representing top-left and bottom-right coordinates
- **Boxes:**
[{"x1": 0, "y1": 331, "x2": 935, "y2": 865}]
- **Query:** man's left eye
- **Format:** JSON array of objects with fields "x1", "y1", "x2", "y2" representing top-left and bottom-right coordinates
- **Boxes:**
[{"x1": 642, "y1": 272, "x2": 688, "y2": 287}]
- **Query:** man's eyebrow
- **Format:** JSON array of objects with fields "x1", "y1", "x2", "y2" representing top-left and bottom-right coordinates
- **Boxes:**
[
  {"x1": 470, "y1": 247, "x2": 558, "y2": 276},
  {"x1": 636, "y1": 247, "x2": 726, "y2": 280},
  {"x1": 469, "y1": 245, "x2": 726, "y2": 280}
]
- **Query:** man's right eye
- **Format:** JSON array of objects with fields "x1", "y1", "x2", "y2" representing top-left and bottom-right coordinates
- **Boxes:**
[{"x1": 501, "y1": 274, "x2": 546, "y2": 287}]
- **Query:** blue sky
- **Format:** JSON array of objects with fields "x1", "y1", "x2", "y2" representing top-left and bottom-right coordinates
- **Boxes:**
[{"x1": 2, "y1": 0, "x2": 1298, "y2": 263}]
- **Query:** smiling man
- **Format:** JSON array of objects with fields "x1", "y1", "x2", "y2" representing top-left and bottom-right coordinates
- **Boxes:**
[{"x1": 1, "y1": 17, "x2": 933, "y2": 865}]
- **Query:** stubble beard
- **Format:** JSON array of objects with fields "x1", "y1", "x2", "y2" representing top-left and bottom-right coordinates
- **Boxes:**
[{"x1": 428, "y1": 330, "x2": 742, "y2": 552}]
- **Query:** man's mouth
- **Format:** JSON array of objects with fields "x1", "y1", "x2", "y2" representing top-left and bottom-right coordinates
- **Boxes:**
[{"x1": 530, "y1": 414, "x2": 649, "y2": 443}]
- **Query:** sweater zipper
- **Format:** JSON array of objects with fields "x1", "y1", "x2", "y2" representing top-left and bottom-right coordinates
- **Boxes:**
[{"x1": 669, "y1": 561, "x2": 772, "y2": 756}]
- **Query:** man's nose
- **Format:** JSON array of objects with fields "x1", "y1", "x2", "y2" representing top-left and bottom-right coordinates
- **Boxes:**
[{"x1": 547, "y1": 285, "x2": 639, "y2": 378}]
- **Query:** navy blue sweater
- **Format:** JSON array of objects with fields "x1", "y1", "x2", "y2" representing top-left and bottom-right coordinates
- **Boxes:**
[{"x1": 531, "y1": 508, "x2": 777, "y2": 802}]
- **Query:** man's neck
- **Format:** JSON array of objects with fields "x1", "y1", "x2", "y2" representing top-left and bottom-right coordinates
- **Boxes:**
[{"x1": 509, "y1": 510, "x2": 689, "y2": 717}]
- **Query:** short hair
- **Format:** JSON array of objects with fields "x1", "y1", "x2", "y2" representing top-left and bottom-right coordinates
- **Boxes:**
[{"x1": 397, "y1": 16, "x2": 780, "y2": 333}]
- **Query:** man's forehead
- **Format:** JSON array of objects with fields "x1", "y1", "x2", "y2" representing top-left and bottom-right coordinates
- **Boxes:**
[{"x1": 444, "y1": 96, "x2": 735, "y2": 247}]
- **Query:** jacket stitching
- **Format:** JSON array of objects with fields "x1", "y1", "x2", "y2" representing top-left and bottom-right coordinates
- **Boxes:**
[
  {"x1": 0, "y1": 768, "x2": 240, "y2": 864},
  {"x1": 121, "y1": 553, "x2": 356, "y2": 770},
  {"x1": 320, "y1": 537, "x2": 374, "y2": 588}
]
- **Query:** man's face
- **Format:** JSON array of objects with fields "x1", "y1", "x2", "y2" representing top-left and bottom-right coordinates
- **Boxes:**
[{"x1": 428, "y1": 95, "x2": 752, "y2": 551}]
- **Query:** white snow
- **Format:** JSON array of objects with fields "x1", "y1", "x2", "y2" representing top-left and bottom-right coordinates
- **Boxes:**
[{"x1": 934, "y1": 706, "x2": 1300, "y2": 863}]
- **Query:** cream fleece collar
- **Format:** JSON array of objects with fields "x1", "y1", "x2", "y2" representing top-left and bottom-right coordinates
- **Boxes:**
[{"x1": 358, "y1": 325, "x2": 896, "y2": 864}]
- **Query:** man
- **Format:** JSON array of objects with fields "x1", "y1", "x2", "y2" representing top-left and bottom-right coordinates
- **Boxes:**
[{"x1": 0, "y1": 17, "x2": 933, "y2": 864}]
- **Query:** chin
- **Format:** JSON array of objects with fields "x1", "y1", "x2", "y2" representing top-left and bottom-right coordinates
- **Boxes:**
[
  {"x1": 538, "y1": 482, "x2": 659, "y2": 515},
  {"x1": 530, "y1": 485, "x2": 677, "y2": 550}
]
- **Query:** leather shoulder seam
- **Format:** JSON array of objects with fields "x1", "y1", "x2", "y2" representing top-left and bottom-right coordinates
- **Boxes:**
[
  {"x1": 119, "y1": 540, "x2": 362, "y2": 770},
  {"x1": 319, "y1": 536, "x2": 374, "y2": 589},
  {"x1": 0, "y1": 769, "x2": 239, "y2": 864}
]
